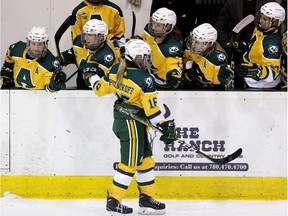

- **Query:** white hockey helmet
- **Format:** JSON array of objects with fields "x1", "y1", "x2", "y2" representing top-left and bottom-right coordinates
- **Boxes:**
[
  {"x1": 26, "y1": 27, "x2": 49, "y2": 58},
  {"x1": 186, "y1": 23, "x2": 217, "y2": 55},
  {"x1": 27, "y1": 27, "x2": 49, "y2": 43},
  {"x1": 260, "y1": 2, "x2": 286, "y2": 26},
  {"x1": 149, "y1": 7, "x2": 177, "y2": 37},
  {"x1": 82, "y1": 19, "x2": 108, "y2": 50},
  {"x1": 125, "y1": 39, "x2": 152, "y2": 70}
]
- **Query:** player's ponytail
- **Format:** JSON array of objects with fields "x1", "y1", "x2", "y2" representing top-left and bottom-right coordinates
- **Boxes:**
[{"x1": 116, "y1": 58, "x2": 126, "y2": 85}]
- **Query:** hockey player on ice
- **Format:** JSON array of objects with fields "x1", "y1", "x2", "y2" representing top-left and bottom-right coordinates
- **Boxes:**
[{"x1": 84, "y1": 39, "x2": 176, "y2": 215}]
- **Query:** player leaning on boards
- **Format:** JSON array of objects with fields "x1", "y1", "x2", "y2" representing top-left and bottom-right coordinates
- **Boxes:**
[
  {"x1": 141, "y1": 7, "x2": 183, "y2": 90},
  {"x1": 60, "y1": 19, "x2": 118, "y2": 88},
  {"x1": 0, "y1": 27, "x2": 66, "y2": 91},
  {"x1": 84, "y1": 39, "x2": 176, "y2": 215},
  {"x1": 182, "y1": 23, "x2": 234, "y2": 89},
  {"x1": 228, "y1": 2, "x2": 286, "y2": 88}
]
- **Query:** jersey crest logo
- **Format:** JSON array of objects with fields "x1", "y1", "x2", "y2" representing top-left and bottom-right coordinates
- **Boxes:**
[
  {"x1": 268, "y1": 45, "x2": 279, "y2": 55},
  {"x1": 145, "y1": 77, "x2": 153, "y2": 88},
  {"x1": 104, "y1": 54, "x2": 114, "y2": 63},
  {"x1": 35, "y1": 67, "x2": 39, "y2": 74},
  {"x1": 169, "y1": 46, "x2": 180, "y2": 55},
  {"x1": 52, "y1": 59, "x2": 61, "y2": 70},
  {"x1": 217, "y1": 53, "x2": 226, "y2": 62}
]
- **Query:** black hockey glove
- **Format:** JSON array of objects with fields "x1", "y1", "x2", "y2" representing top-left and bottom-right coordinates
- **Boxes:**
[
  {"x1": 166, "y1": 69, "x2": 181, "y2": 89},
  {"x1": 0, "y1": 64, "x2": 14, "y2": 89},
  {"x1": 83, "y1": 63, "x2": 104, "y2": 88},
  {"x1": 236, "y1": 62, "x2": 262, "y2": 80},
  {"x1": 0, "y1": 65, "x2": 13, "y2": 80},
  {"x1": 218, "y1": 66, "x2": 234, "y2": 87},
  {"x1": 157, "y1": 120, "x2": 176, "y2": 144},
  {"x1": 47, "y1": 70, "x2": 67, "y2": 92}
]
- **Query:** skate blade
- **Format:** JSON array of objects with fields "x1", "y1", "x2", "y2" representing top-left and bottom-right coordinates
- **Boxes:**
[
  {"x1": 138, "y1": 207, "x2": 166, "y2": 215},
  {"x1": 106, "y1": 211, "x2": 132, "y2": 216}
]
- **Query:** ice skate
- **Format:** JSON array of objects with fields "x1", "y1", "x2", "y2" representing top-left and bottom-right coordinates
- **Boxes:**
[
  {"x1": 138, "y1": 194, "x2": 166, "y2": 215},
  {"x1": 106, "y1": 196, "x2": 133, "y2": 216}
]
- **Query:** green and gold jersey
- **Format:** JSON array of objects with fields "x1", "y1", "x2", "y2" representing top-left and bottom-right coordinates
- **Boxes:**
[
  {"x1": 142, "y1": 24, "x2": 183, "y2": 87},
  {"x1": 4, "y1": 41, "x2": 60, "y2": 89},
  {"x1": 71, "y1": 0, "x2": 125, "y2": 42},
  {"x1": 61, "y1": 35, "x2": 117, "y2": 74},
  {"x1": 93, "y1": 64, "x2": 162, "y2": 121},
  {"x1": 242, "y1": 28, "x2": 282, "y2": 87},
  {"x1": 183, "y1": 48, "x2": 229, "y2": 86}
]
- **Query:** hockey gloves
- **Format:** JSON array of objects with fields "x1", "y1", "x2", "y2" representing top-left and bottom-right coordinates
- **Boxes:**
[
  {"x1": 0, "y1": 64, "x2": 14, "y2": 89},
  {"x1": 47, "y1": 70, "x2": 67, "y2": 92},
  {"x1": 157, "y1": 120, "x2": 176, "y2": 144},
  {"x1": 218, "y1": 66, "x2": 234, "y2": 87},
  {"x1": 0, "y1": 65, "x2": 13, "y2": 80},
  {"x1": 236, "y1": 62, "x2": 262, "y2": 80},
  {"x1": 83, "y1": 63, "x2": 105, "y2": 88},
  {"x1": 166, "y1": 69, "x2": 181, "y2": 89}
]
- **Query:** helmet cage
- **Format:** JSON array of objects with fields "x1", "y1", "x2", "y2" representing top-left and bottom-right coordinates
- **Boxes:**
[
  {"x1": 81, "y1": 19, "x2": 108, "y2": 50},
  {"x1": 186, "y1": 36, "x2": 213, "y2": 55},
  {"x1": 186, "y1": 23, "x2": 217, "y2": 55},
  {"x1": 26, "y1": 27, "x2": 49, "y2": 58},
  {"x1": 81, "y1": 33, "x2": 106, "y2": 50},
  {"x1": 148, "y1": 7, "x2": 176, "y2": 37},
  {"x1": 148, "y1": 19, "x2": 173, "y2": 37},
  {"x1": 133, "y1": 54, "x2": 152, "y2": 70}
]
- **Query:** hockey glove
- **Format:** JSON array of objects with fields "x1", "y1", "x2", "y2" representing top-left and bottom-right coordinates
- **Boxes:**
[
  {"x1": 218, "y1": 66, "x2": 234, "y2": 87},
  {"x1": 181, "y1": 69, "x2": 196, "y2": 88},
  {"x1": 0, "y1": 65, "x2": 13, "y2": 80},
  {"x1": 226, "y1": 41, "x2": 247, "y2": 52},
  {"x1": 236, "y1": 62, "x2": 262, "y2": 80},
  {"x1": 166, "y1": 69, "x2": 182, "y2": 89},
  {"x1": 157, "y1": 120, "x2": 176, "y2": 144},
  {"x1": 47, "y1": 70, "x2": 67, "y2": 92},
  {"x1": 83, "y1": 64, "x2": 105, "y2": 86}
]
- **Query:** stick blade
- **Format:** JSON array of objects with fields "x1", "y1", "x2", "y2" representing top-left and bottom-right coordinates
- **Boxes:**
[
  {"x1": 196, "y1": 148, "x2": 243, "y2": 165},
  {"x1": 163, "y1": 104, "x2": 171, "y2": 118},
  {"x1": 232, "y1": 15, "x2": 254, "y2": 34}
]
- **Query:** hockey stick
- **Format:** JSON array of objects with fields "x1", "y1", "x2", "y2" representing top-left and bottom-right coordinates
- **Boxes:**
[
  {"x1": 55, "y1": 15, "x2": 77, "y2": 83},
  {"x1": 230, "y1": 14, "x2": 254, "y2": 70},
  {"x1": 163, "y1": 104, "x2": 171, "y2": 118},
  {"x1": 55, "y1": 15, "x2": 76, "y2": 62},
  {"x1": 131, "y1": 11, "x2": 136, "y2": 38},
  {"x1": 115, "y1": 104, "x2": 242, "y2": 165}
]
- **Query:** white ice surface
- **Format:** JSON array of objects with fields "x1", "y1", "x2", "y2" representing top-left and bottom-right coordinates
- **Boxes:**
[{"x1": 0, "y1": 193, "x2": 287, "y2": 216}]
